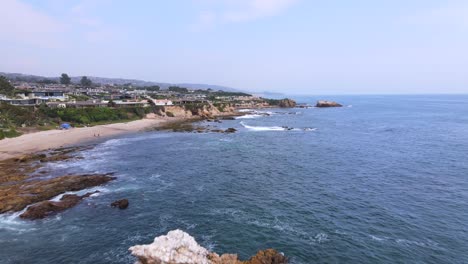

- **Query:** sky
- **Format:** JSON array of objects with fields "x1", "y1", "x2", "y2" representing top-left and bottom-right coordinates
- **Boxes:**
[{"x1": 1, "y1": 0, "x2": 467, "y2": 94}]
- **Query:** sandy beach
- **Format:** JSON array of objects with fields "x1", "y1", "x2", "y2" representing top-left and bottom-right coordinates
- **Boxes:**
[{"x1": 0, "y1": 115, "x2": 179, "y2": 161}]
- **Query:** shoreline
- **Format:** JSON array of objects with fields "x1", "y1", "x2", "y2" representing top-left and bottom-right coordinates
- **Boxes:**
[
  {"x1": 0, "y1": 109, "x2": 246, "y2": 161},
  {"x1": 0, "y1": 115, "x2": 184, "y2": 161}
]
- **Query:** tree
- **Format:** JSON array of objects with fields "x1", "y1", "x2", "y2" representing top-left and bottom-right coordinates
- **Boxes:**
[
  {"x1": 80, "y1": 76, "x2": 92, "y2": 86},
  {"x1": 60, "y1": 73, "x2": 71, "y2": 85},
  {"x1": 168, "y1": 86, "x2": 188, "y2": 93},
  {"x1": 107, "y1": 99, "x2": 116, "y2": 107},
  {"x1": 38, "y1": 79, "x2": 57, "y2": 84},
  {"x1": 0, "y1": 76, "x2": 15, "y2": 97}
]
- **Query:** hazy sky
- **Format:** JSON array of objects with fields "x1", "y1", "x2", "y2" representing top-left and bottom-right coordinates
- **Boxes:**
[{"x1": 1, "y1": 0, "x2": 467, "y2": 94}]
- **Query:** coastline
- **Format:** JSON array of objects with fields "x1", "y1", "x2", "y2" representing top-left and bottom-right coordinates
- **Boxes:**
[{"x1": 0, "y1": 115, "x2": 180, "y2": 161}]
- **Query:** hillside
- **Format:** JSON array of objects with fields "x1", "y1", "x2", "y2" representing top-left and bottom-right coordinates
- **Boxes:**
[{"x1": 0, "y1": 72, "x2": 246, "y2": 93}]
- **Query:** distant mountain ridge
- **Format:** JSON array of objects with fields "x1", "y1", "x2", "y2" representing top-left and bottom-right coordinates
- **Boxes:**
[{"x1": 0, "y1": 72, "x2": 245, "y2": 93}]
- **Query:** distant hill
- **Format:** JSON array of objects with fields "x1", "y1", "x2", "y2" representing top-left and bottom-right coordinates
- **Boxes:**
[{"x1": 0, "y1": 72, "x2": 246, "y2": 93}]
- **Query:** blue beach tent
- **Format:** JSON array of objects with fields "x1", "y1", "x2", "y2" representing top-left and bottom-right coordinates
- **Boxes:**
[{"x1": 60, "y1": 123, "x2": 71, "y2": 130}]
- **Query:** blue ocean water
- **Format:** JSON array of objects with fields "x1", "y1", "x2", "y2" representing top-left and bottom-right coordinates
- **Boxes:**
[{"x1": 1, "y1": 95, "x2": 468, "y2": 263}]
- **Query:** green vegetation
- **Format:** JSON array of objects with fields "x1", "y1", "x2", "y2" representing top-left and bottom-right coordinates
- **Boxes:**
[
  {"x1": 168, "y1": 86, "x2": 189, "y2": 93},
  {"x1": 80, "y1": 76, "x2": 92, "y2": 86},
  {"x1": 42, "y1": 107, "x2": 149, "y2": 125},
  {"x1": 37, "y1": 79, "x2": 58, "y2": 84},
  {"x1": 60, "y1": 73, "x2": 71, "y2": 85},
  {"x1": 0, "y1": 76, "x2": 15, "y2": 97},
  {"x1": 137, "y1": 85, "x2": 160, "y2": 91},
  {"x1": 213, "y1": 103, "x2": 226, "y2": 112},
  {"x1": 0, "y1": 102, "x2": 152, "y2": 139}
]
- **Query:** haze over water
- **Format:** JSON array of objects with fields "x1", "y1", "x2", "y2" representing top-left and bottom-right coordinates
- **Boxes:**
[{"x1": 1, "y1": 95, "x2": 467, "y2": 263}]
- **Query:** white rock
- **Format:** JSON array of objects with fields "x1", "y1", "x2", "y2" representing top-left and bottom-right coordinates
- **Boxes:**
[{"x1": 129, "y1": 229, "x2": 210, "y2": 264}]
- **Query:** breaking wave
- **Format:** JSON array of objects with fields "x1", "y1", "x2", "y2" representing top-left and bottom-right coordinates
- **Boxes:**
[
  {"x1": 240, "y1": 122, "x2": 317, "y2": 132},
  {"x1": 240, "y1": 122, "x2": 286, "y2": 131},
  {"x1": 235, "y1": 114, "x2": 264, "y2": 119}
]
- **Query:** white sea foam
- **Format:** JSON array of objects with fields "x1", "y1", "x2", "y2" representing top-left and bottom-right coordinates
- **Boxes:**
[
  {"x1": 314, "y1": 233, "x2": 329, "y2": 243},
  {"x1": 240, "y1": 122, "x2": 317, "y2": 132},
  {"x1": 0, "y1": 208, "x2": 37, "y2": 233},
  {"x1": 370, "y1": 235, "x2": 385, "y2": 241},
  {"x1": 240, "y1": 121, "x2": 286, "y2": 131},
  {"x1": 235, "y1": 114, "x2": 263, "y2": 119}
]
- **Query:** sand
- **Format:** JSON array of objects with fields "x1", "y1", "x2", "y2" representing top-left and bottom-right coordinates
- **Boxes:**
[{"x1": 0, "y1": 116, "x2": 180, "y2": 161}]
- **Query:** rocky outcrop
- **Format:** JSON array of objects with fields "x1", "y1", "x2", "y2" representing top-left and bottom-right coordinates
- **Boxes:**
[
  {"x1": 20, "y1": 191, "x2": 99, "y2": 220},
  {"x1": 129, "y1": 230, "x2": 287, "y2": 264},
  {"x1": 130, "y1": 230, "x2": 210, "y2": 264},
  {"x1": 224, "y1": 128, "x2": 237, "y2": 133},
  {"x1": 315, "y1": 100, "x2": 343, "y2": 107},
  {"x1": 278, "y1": 99, "x2": 297, "y2": 108},
  {"x1": 160, "y1": 103, "x2": 237, "y2": 119},
  {"x1": 0, "y1": 173, "x2": 115, "y2": 214},
  {"x1": 111, "y1": 199, "x2": 129, "y2": 209}
]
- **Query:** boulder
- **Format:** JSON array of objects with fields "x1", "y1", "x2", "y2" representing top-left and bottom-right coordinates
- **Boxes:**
[
  {"x1": 129, "y1": 230, "x2": 287, "y2": 264},
  {"x1": 241, "y1": 249, "x2": 287, "y2": 264},
  {"x1": 129, "y1": 229, "x2": 210, "y2": 264},
  {"x1": 20, "y1": 191, "x2": 99, "y2": 220},
  {"x1": 315, "y1": 100, "x2": 343, "y2": 107},
  {"x1": 0, "y1": 173, "x2": 115, "y2": 214},
  {"x1": 224, "y1": 128, "x2": 237, "y2": 133},
  {"x1": 111, "y1": 199, "x2": 129, "y2": 209}
]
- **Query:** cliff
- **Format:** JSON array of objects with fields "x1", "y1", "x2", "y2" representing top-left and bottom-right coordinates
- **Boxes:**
[
  {"x1": 154, "y1": 103, "x2": 237, "y2": 119},
  {"x1": 129, "y1": 230, "x2": 287, "y2": 264}
]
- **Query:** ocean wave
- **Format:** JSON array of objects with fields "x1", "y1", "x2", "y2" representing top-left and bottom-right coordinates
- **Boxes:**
[
  {"x1": 240, "y1": 122, "x2": 287, "y2": 131},
  {"x1": 235, "y1": 114, "x2": 264, "y2": 119},
  {"x1": 0, "y1": 209, "x2": 37, "y2": 233},
  {"x1": 240, "y1": 122, "x2": 317, "y2": 132}
]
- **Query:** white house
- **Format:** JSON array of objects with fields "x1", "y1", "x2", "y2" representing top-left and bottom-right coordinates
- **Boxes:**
[{"x1": 153, "y1": 99, "x2": 173, "y2": 106}]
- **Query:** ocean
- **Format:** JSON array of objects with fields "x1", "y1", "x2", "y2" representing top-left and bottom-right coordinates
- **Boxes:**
[{"x1": 1, "y1": 95, "x2": 468, "y2": 263}]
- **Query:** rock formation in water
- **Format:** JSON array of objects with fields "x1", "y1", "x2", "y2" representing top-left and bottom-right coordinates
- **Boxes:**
[
  {"x1": 278, "y1": 99, "x2": 297, "y2": 108},
  {"x1": 129, "y1": 230, "x2": 287, "y2": 264},
  {"x1": 0, "y1": 168, "x2": 115, "y2": 214},
  {"x1": 111, "y1": 199, "x2": 129, "y2": 209},
  {"x1": 315, "y1": 100, "x2": 343, "y2": 107},
  {"x1": 20, "y1": 191, "x2": 99, "y2": 219}
]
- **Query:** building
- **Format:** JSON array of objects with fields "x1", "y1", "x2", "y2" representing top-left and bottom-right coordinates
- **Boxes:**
[
  {"x1": 15, "y1": 91, "x2": 68, "y2": 101},
  {"x1": 1, "y1": 98, "x2": 47, "y2": 106},
  {"x1": 47, "y1": 101, "x2": 108, "y2": 108},
  {"x1": 153, "y1": 99, "x2": 173, "y2": 106}
]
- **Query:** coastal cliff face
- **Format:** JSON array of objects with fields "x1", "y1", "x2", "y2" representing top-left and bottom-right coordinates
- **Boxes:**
[
  {"x1": 130, "y1": 230, "x2": 287, "y2": 264},
  {"x1": 156, "y1": 103, "x2": 237, "y2": 118}
]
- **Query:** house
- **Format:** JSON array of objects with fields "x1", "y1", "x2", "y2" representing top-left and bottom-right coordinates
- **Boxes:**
[
  {"x1": 111, "y1": 100, "x2": 150, "y2": 108},
  {"x1": 47, "y1": 101, "x2": 108, "y2": 108},
  {"x1": 153, "y1": 99, "x2": 173, "y2": 106},
  {"x1": 1, "y1": 98, "x2": 47, "y2": 106},
  {"x1": 17, "y1": 91, "x2": 68, "y2": 101}
]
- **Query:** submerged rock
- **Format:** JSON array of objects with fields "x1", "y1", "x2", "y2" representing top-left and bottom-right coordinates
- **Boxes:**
[
  {"x1": 111, "y1": 199, "x2": 129, "y2": 209},
  {"x1": 0, "y1": 173, "x2": 115, "y2": 214},
  {"x1": 129, "y1": 230, "x2": 287, "y2": 264},
  {"x1": 315, "y1": 100, "x2": 343, "y2": 107},
  {"x1": 20, "y1": 191, "x2": 99, "y2": 220},
  {"x1": 224, "y1": 128, "x2": 237, "y2": 133}
]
